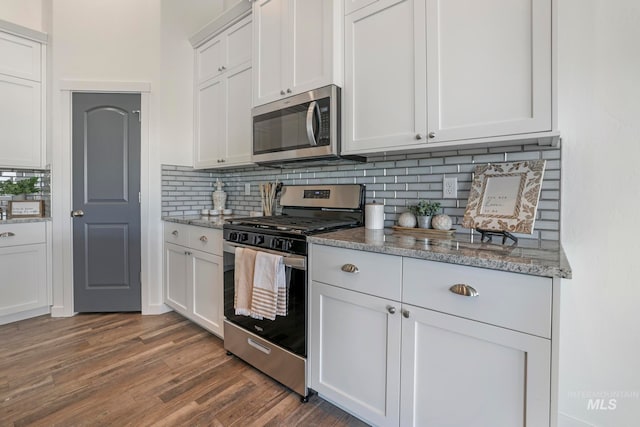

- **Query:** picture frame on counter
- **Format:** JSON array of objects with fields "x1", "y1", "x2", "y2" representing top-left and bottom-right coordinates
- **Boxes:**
[
  {"x1": 7, "y1": 200, "x2": 45, "y2": 219},
  {"x1": 462, "y1": 160, "x2": 546, "y2": 234}
]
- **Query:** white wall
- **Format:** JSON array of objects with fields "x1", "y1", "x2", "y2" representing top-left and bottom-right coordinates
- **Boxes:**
[
  {"x1": 558, "y1": 0, "x2": 640, "y2": 425},
  {"x1": 0, "y1": 0, "x2": 44, "y2": 31}
]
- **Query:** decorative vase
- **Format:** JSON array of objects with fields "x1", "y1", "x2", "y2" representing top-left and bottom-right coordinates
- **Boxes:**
[
  {"x1": 397, "y1": 212, "x2": 417, "y2": 228},
  {"x1": 416, "y1": 215, "x2": 432, "y2": 229},
  {"x1": 431, "y1": 214, "x2": 453, "y2": 230},
  {"x1": 212, "y1": 178, "x2": 227, "y2": 211}
]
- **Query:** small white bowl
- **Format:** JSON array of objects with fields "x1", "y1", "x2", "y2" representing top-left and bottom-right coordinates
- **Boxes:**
[
  {"x1": 209, "y1": 209, "x2": 220, "y2": 216},
  {"x1": 223, "y1": 209, "x2": 232, "y2": 215},
  {"x1": 200, "y1": 209, "x2": 209, "y2": 216}
]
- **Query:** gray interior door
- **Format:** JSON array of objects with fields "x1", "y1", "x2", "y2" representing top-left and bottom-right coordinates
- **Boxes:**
[{"x1": 72, "y1": 93, "x2": 141, "y2": 312}]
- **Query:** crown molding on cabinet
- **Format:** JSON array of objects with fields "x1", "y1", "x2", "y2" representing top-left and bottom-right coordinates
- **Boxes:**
[
  {"x1": 189, "y1": 0, "x2": 251, "y2": 48},
  {"x1": 0, "y1": 18, "x2": 47, "y2": 44}
]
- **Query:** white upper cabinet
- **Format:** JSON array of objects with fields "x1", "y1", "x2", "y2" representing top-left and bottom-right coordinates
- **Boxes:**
[
  {"x1": 0, "y1": 29, "x2": 46, "y2": 169},
  {"x1": 425, "y1": 0, "x2": 552, "y2": 143},
  {"x1": 193, "y1": 14, "x2": 253, "y2": 169},
  {"x1": 342, "y1": 0, "x2": 554, "y2": 155},
  {"x1": 344, "y1": 0, "x2": 427, "y2": 153},
  {"x1": 252, "y1": 0, "x2": 342, "y2": 107}
]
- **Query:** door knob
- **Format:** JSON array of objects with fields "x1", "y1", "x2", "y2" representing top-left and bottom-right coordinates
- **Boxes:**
[{"x1": 71, "y1": 210, "x2": 85, "y2": 217}]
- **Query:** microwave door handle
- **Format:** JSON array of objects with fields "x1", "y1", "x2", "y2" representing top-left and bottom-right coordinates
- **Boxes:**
[{"x1": 306, "y1": 101, "x2": 320, "y2": 146}]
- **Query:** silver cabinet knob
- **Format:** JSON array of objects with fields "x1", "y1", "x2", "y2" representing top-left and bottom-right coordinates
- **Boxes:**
[
  {"x1": 387, "y1": 306, "x2": 397, "y2": 315},
  {"x1": 280, "y1": 90, "x2": 286, "y2": 95},
  {"x1": 199, "y1": 235, "x2": 208, "y2": 243},
  {"x1": 415, "y1": 134, "x2": 423, "y2": 140},
  {"x1": 0, "y1": 232, "x2": 15, "y2": 238},
  {"x1": 221, "y1": 65, "x2": 226, "y2": 71},
  {"x1": 449, "y1": 284, "x2": 479, "y2": 297},
  {"x1": 428, "y1": 132, "x2": 436, "y2": 139},
  {"x1": 71, "y1": 209, "x2": 84, "y2": 217},
  {"x1": 341, "y1": 263, "x2": 359, "y2": 274},
  {"x1": 402, "y1": 310, "x2": 410, "y2": 318},
  {"x1": 286, "y1": 88, "x2": 292, "y2": 93},
  {"x1": 171, "y1": 230, "x2": 179, "y2": 236}
]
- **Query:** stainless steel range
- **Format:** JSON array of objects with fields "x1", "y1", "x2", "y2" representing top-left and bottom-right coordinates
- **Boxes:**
[{"x1": 222, "y1": 184, "x2": 365, "y2": 401}]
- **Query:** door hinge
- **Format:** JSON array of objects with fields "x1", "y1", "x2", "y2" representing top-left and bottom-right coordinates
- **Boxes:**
[
  {"x1": 132, "y1": 110, "x2": 141, "y2": 123},
  {"x1": 139, "y1": 192, "x2": 141, "y2": 204}
]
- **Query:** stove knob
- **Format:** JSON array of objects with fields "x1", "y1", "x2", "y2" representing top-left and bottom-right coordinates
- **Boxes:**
[
  {"x1": 254, "y1": 235, "x2": 265, "y2": 245},
  {"x1": 281, "y1": 240, "x2": 292, "y2": 251},
  {"x1": 239, "y1": 233, "x2": 249, "y2": 242},
  {"x1": 270, "y1": 238, "x2": 279, "y2": 249},
  {"x1": 229, "y1": 232, "x2": 238, "y2": 241}
]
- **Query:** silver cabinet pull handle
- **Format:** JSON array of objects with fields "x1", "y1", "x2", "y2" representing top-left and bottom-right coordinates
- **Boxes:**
[
  {"x1": 449, "y1": 284, "x2": 479, "y2": 297},
  {"x1": 341, "y1": 263, "x2": 359, "y2": 274},
  {"x1": 200, "y1": 235, "x2": 208, "y2": 242},
  {"x1": 0, "y1": 232, "x2": 15, "y2": 238},
  {"x1": 402, "y1": 310, "x2": 410, "y2": 318},
  {"x1": 171, "y1": 230, "x2": 179, "y2": 236},
  {"x1": 387, "y1": 306, "x2": 396, "y2": 315},
  {"x1": 71, "y1": 209, "x2": 84, "y2": 217}
]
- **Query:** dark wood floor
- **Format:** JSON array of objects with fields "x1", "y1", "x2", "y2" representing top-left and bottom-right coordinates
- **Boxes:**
[{"x1": 0, "y1": 312, "x2": 368, "y2": 426}]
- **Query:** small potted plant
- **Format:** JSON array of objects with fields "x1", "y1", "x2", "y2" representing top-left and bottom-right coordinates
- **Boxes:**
[
  {"x1": 408, "y1": 200, "x2": 441, "y2": 229},
  {"x1": 0, "y1": 176, "x2": 40, "y2": 200}
]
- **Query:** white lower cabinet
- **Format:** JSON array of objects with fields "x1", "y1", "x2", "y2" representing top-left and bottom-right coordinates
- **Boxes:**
[
  {"x1": 0, "y1": 222, "x2": 50, "y2": 324},
  {"x1": 309, "y1": 243, "x2": 556, "y2": 427},
  {"x1": 164, "y1": 223, "x2": 224, "y2": 337},
  {"x1": 400, "y1": 304, "x2": 550, "y2": 427},
  {"x1": 310, "y1": 281, "x2": 401, "y2": 427}
]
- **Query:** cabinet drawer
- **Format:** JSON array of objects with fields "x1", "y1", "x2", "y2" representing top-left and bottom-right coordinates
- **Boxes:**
[
  {"x1": 403, "y1": 258, "x2": 552, "y2": 338},
  {"x1": 0, "y1": 222, "x2": 46, "y2": 247},
  {"x1": 311, "y1": 244, "x2": 402, "y2": 301},
  {"x1": 164, "y1": 222, "x2": 189, "y2": 246},
  {"x1": 188, "y1": 227, "x2": 222, "y2": 256}
]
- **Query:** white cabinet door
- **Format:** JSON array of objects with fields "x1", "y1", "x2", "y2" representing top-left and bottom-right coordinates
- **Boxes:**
[
  {"x1": 0, "y1": 244, "x2": 47, "y2": 317},
  {"x1": 165, "y1": 242, "x2": 190, "y2": 316},
  {"x1": 253, "y1": 0, "x2": 287, "y2": 105},
  {"x1": 310, "y1": 281, "x2": 401, "y2": 427},
  {"x1": 0, "y1": 31, "x2": 41, "y2": 81},
  {"x1": 400, "y1": 305, "x2": 551, "y2": 427},
  {"x1": 425, "y1": 0, "x2": 552, "y2": 142},
  {"x1": 345, "y1": 0, "x2": 379, "y2": 15},
  {"x1": 253, "y1": 0, "x2": 340, "y2": 106},
  {"x1": 0, "y1": 74, "x2": 42, "y2": 168},
  {"x1": 194, "y1": 78, "x2": 225, "y2": 168},
  {"x1": 191, "y1": 249, "x2": 224, "y2": 337},
  {"x1": 342, "y1": 0, "x2": 427, "y2": 154},
  {"x1": 194, "y1": 15, "x2": 252, "y2": 169},
  {"x1": 222, "y1": 63, "x2": 253, "y2": 167}
]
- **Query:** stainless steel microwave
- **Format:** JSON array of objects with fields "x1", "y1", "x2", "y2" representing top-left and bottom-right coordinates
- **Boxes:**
[{"x1": 252, "y1": 85, "x2": 341, "y2": 165}]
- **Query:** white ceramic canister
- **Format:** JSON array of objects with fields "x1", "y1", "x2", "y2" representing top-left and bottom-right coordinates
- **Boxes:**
[{"x1": 365, "y1": 201, "x2": 385, "y2": 229}]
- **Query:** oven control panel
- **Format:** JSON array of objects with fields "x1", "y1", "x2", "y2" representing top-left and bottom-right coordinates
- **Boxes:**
[{"x1": 223, "y1": 228, "x2": 307, "y2": 256}]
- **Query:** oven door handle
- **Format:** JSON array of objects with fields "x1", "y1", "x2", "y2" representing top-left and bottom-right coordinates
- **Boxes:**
[{"x1": 224, "y1": 241, "x2": 306, "y2": 271}]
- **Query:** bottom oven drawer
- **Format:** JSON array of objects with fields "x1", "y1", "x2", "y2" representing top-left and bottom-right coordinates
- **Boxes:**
[{"x1": 224, "y1": 320, "x2": 307, "y2": 397}]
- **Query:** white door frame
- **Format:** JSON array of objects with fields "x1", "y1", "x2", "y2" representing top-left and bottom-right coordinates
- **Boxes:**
[{"x1": 51, "y1": 81, "x2": 161, "y2": 316}]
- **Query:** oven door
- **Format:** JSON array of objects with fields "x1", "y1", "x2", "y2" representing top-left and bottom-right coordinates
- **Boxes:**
[{"x1": 223, "y1": 241, "x2": 307, "y2": 357}]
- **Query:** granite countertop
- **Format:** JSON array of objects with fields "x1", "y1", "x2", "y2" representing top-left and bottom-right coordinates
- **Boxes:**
[
  {"x1": 163, "y1": 215, "x2": 233, "y2": 229},
  {"x1": 308, "y1": 227, "x2": 572, "y2": 279},
  {"x1": 0, "y1": 217, "x2": 52, "y2": 224}
]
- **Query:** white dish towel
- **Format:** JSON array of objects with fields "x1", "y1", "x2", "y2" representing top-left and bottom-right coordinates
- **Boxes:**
[
  {"x1": 250, "y1": 251, "x2": 287, "y2": 320},
  {"x1": 234, "y1": 247, "x2": 260, "y2": 318}
]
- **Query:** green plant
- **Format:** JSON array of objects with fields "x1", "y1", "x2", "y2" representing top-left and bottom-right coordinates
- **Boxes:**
[
  {"x1": 0, "y1": 176, "x2": 40, "y2": 195},
  {"x1": 408, "y1": 200, "x2": 441, "y2": 216}
]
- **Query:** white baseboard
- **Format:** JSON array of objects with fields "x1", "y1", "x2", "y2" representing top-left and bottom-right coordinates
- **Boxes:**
[
  {"x1": 0, "y1": 306, "x2": 50, "y2": 325},
  {"x1": 50, "y1": 305, "x2": 76, "y2": 317},
  {"x1": 558, "y1": 412, "x2": 596, "y2": 427},
  {"x1": 142, "y1": 303, "x2": 172, "y2": 315}
]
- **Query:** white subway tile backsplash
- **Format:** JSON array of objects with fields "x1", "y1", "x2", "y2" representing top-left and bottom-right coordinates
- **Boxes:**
[{"x1": 161, "y1": 142, "x2": 562, "y2": 242}]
